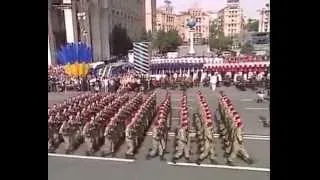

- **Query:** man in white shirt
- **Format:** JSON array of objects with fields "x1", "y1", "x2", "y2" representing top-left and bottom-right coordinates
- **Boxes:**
[
  {"x1": 210, "y1": 74, "x2": 218, "y2": 91},
  {"x1": 201, "y1": 71, "x2": 207, "y2": 84},
  {"x1": 233, "y1": 73, "x2": 239, "y2": 83},
  {"x1": 103, "y1": 78, "x2": 108, "y2": 92}
]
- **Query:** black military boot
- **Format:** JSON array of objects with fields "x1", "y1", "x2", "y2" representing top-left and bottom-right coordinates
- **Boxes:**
[
  {"x1": 65, "y1": 149, "x2": 70, "y2": 154},
  {"x1": 125, "y1": 154, "x2": 135, "y2": 159},
  {"x1": 171, "y1": 157, "x2": 177, "y2": 164},
  {"x1": 195, "y1": 158, "x2": 203, "y2": 165},
  {"x1": 226, "y1": 160, "x2": 235, "y2": 166},
  {"x1": 210, "y1": 159, "x2": 218, "y2": 165},
  {"x1": 185, "y1": 157, "x2": 191, "y2": 163},
  {"x1": 244, "y1": 157, "x2": 254, "y2": 164},
  {"x1": 145, "y1": 154, "x2": 152, "y2": 160},
  {"x1": 100, "y1": 151, "x2": 106, "y2": 157},
  {"x1": 85, "y1": 151, "x2": 90, "y2": 156},
  {"x1": 111, "y1": 152, "x2": 116, "y2": 157},
  {"x1": 160, "y1": 155, "x2": 166, "y2": 161}
]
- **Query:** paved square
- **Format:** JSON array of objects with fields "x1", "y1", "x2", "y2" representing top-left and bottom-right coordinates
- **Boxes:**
[{"x1": 48, "y1": 86, "x2": 270, "y2": 180}]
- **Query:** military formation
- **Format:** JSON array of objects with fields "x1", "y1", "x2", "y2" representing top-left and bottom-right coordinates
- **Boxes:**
[
  {"x1": 146, "y1": 91, "x2": 171, "y2": 160},
  {"x1": 171, "y1": 92, "x2": 191, "y2": 163},
  {"x1": 123, "y1": 92, "x2": 157, "y2": 158},
  {"x1": 217, "y1": 91, "x2": 253, "y2": 165},
  {"x1": 48, "y1": 88, "x2": 254, "y2": 166},
  {"x1": 194, "y1": 91, "x2": 218, "y2": 165}
]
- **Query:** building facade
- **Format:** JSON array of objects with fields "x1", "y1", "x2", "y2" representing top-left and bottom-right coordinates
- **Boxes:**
[
  {"x1": 145, "y1": 0, "x2": 156, "y2": 32},
  {"x1": 156, "y1": 5, "x2": 175, "y2": 32},
  {"x1": 48, "y1": 0, "x2": 146, "y2": 64},
  {"x1": 217, "y1": 0, "x2": 245, "y2": 37},
  {"x1": 206, "y1": 11, "x2": 218, "y2": 23},
  {"x1": 175, "y1": 8, "x2": 210, "y2": 45},
  {"x1": 258, "y1": 3, "x2": 270, "y2": 33}
]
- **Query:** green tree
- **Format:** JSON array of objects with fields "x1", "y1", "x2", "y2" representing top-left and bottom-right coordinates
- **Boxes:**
[
  {"x1": 140, "y1": 30, "x2": 148, "y2": 41},
  {"x1": 109, "y1": 25, "x2": 133, "y2": 57},
  {"x1": 247, "y1": 19, "x2": 259, "y2": 32},
  {"x1": 240, "y1": 42, "x2": 254, "y2": 54},
  {"x1": 208, "y1": 21, "x2": 233, "y2": 51},
  {"x1": 153, "y1": 29, "x2": 182, "y2": 54},
  {"x1": 139, "y1": 30, "x2": 153, "y2": 42}
]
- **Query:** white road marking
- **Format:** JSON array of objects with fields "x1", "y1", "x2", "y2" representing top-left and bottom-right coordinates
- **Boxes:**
[
  {"x1": 240, "y1": 99, "x2": 253, "y2": 102},
  {"x1": 146, "y1": 132, "x2": 270, "y2": 140},
  {"x1": 245, "y1": 107, "x2": 269, "y2": 110},
  {"x1": 48, "y1": 153, "x2": 135, "y2": 162},
  {"x1": 167, "y1": 162, "x2": 270, "y2": 172}
]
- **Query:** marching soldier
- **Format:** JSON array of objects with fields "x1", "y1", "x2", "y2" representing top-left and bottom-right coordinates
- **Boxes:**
[
  {"x1": 101, "y1": 122, "x2": 115, "y2": 157},
  {"x1": 48, "y1": 116, "x2": 60, "y2": 151},
  {"x1": 59, "y1": 116, "x2": 74, "y2": 154},
  {"x1": 70, "y1": 114, "x2": 83, "y2": 147},
  {"x1": 82, "y1": 116, "x2": 97, "y2": 156},
  {"x1": 146, "y1": 121, "x2": 166, "y2": 160},
  {"x1": 226, "y1": 118, "x2": 253, "y2": 165},
  {"x1": 196, "y1": 120, "x2": 218, "y2": 165},
  {"x1": 172, "y1": 121, "x2": 191, "y2": 163},
  {"x1": 125, "y1": 122, "x2": 136, "y2": 158}
]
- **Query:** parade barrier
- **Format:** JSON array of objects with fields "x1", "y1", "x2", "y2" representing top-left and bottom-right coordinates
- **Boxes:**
[
  {"x1": 149, "y1": 57, "x2": 269, "y2": 75},
  {"x1": 151, "y1": 56, "x2": 266, "y2": 64}
]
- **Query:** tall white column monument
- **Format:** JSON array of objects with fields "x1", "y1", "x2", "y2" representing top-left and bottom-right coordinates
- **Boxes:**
[{"x1": 187, "y1": 17, "x2": 196, "y2": 55}]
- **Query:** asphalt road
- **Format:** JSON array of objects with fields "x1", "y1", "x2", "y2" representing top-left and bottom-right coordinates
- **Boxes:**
[{"x1": 48, "y1": 86, "x2": 270, "y2": 180}]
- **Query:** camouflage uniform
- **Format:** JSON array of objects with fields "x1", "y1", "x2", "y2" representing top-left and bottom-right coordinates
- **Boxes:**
[
  {"x1": 172, "y1": 121, "x2": 190, "y2": 163},
  {"x1": 147, "y1": 121, "x2": 165, "y2": 160},
  {"x1": 125, "y1": 122, "x2": 136, "y2": 157},
  {"x1": 59, "y1": 118, "x2": 74, "y2": 154},
  {"x1": 82, "y1": 117, "x2": 98, "y2": 156}
]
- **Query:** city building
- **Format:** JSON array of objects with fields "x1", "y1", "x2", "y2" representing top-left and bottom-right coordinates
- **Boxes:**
[
  {"x1": 156, "y1": 2, "x2": 175, "y2": 32},
  {"x1": 145, "y1": 0, "x2": 157, "y2": 32},
  {"x1": 206, "y1": 11, "x2": 218, "y2": 23},
  {"x1": 48, "y1": 0, "x2": 146, "y2": 64},
  {"x1": 217, "y1": 0, "x2": 245, "y2": 37},
  {"x1": 258, "y1": 3, "x2": 270, "y2": 33},
  {"x1": 247, "y1": 32, "x2": 270, "y2": 55},
  {"x1": 175, "y1": 8, "x2": 210, "y2": 45}
]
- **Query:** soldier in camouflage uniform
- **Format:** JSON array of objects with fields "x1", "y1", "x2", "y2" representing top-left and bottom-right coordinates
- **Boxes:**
[
  {"x1": 125, "y1": 121, "x2": 136, "y2": 158},
  {"x1": 172, "y1": 121, "x2": 190, "y2": 163},
  {"x1": 196, "y1": 119, "x2": 218, "y2": 165},
  {"x1": 59, "y1": 116, "x2": 74, "y2": 154},
  {"x1": 101, "y1": 120, "x2": 115, "y2": 157},
  {"x1": 146, "y1": 120, "x2": 166, "y2": 160},
  {"x1": 226, "y1": 117, "x2": 253, "y2": 165},
  {"x1": 82, "y1": 116, "x2": 98, "y2": 156}
]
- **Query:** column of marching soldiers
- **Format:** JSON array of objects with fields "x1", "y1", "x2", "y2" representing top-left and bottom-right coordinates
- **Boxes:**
[
  {"x1": 48, "y1": 90, "x2": 157, "y2": 157},
  {"x1": 48, "y1": 90, "x2": 253, "y2": 165}
]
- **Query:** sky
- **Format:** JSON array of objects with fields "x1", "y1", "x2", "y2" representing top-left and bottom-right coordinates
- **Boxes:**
[{"x1": 157, "y1": 0, "x2": 269, "y2": 19}]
